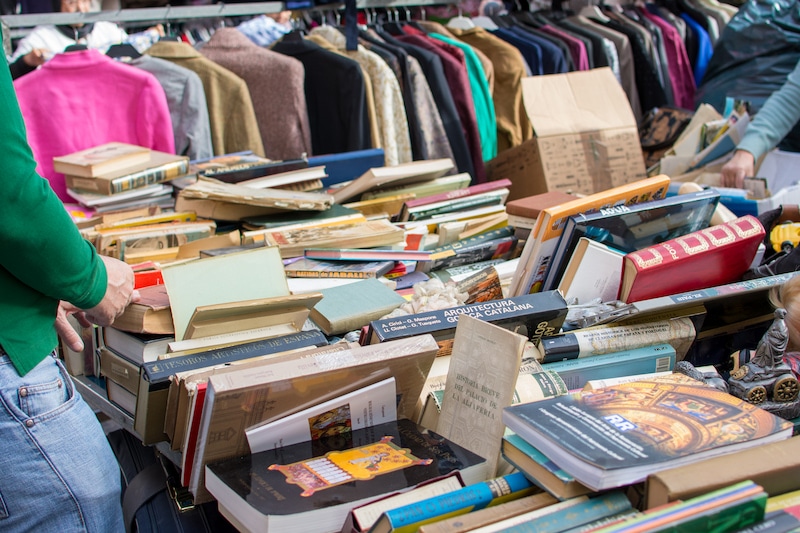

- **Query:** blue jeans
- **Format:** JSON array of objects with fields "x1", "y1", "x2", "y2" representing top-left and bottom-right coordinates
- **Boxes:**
[{"x1": 0, "y1": 352, "x2": 124, "y2": 532}]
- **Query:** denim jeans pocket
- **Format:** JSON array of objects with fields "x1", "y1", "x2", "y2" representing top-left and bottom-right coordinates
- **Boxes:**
[{"x1": 0, "y1": 354, "x2": 73, "y2": 422}]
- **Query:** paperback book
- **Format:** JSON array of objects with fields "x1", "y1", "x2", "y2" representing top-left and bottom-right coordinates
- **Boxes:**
[
  {"x1": 204, "y1": 419, "x2": 487, "y2": 533},
  {"x1": 502, "y1": 374, "x2": 793, "y2": 492},
  {"x1": 283, "y1": 257, "x2": 395, "y2": 279}
]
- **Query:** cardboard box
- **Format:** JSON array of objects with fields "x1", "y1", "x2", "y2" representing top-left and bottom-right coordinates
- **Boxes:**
[{"x1": 486, "y1": 68, "x2": 646, "y2": 201}]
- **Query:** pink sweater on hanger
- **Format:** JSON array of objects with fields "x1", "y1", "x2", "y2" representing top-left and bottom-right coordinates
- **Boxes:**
[{"x1": 14, "y1": 49, "x2": 174, "y2": 201}]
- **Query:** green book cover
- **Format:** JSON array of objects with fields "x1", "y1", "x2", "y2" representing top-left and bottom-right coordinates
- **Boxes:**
[{"x1": 309, "y1": 278, "x2": 406, "y2": 336}]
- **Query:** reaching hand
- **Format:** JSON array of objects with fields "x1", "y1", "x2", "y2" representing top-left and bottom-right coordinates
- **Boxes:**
[
  {"x1": 720, "y1": 150, "x2": 755, "y2": 189},
  {"x1": 83, "y1": 255, "x2": 138, "y2": 327},
  {"x1": 55, "y1": 301, "x2": 90, "y2": 352}
]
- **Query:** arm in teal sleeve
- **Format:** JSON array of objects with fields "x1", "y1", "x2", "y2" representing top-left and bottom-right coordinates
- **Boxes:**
[
  {"x1": 0, "y1": 53, "x2": 107, "y2": 309},
  {"x1": 737, "y1": 60, "x2": 800, "y2": 160}
]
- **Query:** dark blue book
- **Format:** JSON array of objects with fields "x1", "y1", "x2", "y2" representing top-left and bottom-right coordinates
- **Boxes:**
[
  {"x1": 308, "y1": 148, "x2": 385, "y2": 187},
  {"x1": 540, "y1": 189, "x2": 720, "y2": 293}
]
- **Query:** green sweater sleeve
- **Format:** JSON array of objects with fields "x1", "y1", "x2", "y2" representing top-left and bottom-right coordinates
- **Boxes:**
[
  {"x1": 0, "y1": 40, "x2": 108, "y2": 374},
  {"x1": 737, "y1": 60, "x2": 800, "y2": 160}
]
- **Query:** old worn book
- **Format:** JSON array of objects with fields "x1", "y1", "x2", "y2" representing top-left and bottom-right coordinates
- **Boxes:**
[
  {"x1": 502, "y1": 374, "x2": 793, "y2": 492},
  {"x1": 113, "y1": 284, "x2": 173, "y2": 335},
  {"x1": 283, "y1": 257, "x2": 395, "y2": 279},
  {"x1": 360, "y1": 173, "x2": 471, "y2": 201},
  {"x1": 557, "y1": 237, "x2": 625, "y2": 305},
  {"x1": 93, "y1": 220, "x2": 216, "y2": 262},
  {"x1": 644, "y1": 435, "x2": 800, "y2": 510},
  {"x1": 178, "y1": 176, "x2": 334, "y2": 212},
  {"x1": 160, "y1": 246, "x2": 290, "y2": 341},
  {"x1": 537, "y1": 317, "x2": 697, "y2": 363},
  {"x1": 64, "y1": 150, "x2": 190, "y2": 194},
  {"x1": 308, "y1": 278, "x2": 406, "y2": 336},
  {"x1": 402, "y1": 188, "x2": 510, "y2": 222},
  {"x1": 619, "y1": 215, "x2": 766, "y2": 303},
  {"x1": 174, "y1": 196, "x2": 283, "y2": 222},
  {"x1": 367, "y1": 290, "x2": 568, "y2": 356},
  {"x1": 53, "y1": 141, "x2": 151, "y2": 177},
  {"x1": 189, "y1": 335, "x2": 441, "y2": 502},
  {"x1": 245, "y1": 376, "x2": 397, "y2": 454},
  {"x1": 135, "y1": 330, "x2": 328, "y2": 445},
  {"x1": 205, "y1": 419, "x2": 487, "y2": 533},
  {"x1": 258, "y1": 219, "x2": 405, "y2": 258},
  {"x1": 436, "y1": 314, "x2": 528, "y2": 477},
  {"x1": 509, "y1": 175, "x2": 671, "y2": 297},
  {"x1": 330, "y1": 158, "x2": 454, "y2": 203},
  {"x1": 241, "y1": 204, "x2": 365, "y2": 231},
  {"x1": 501, "y1": 433, "x2": 593, "y2": 501},
  {"x1": 195, "y1": 155, "x2": 311, "y2": 184},
  {"x1": 399, "y1": 179, "x2": 512, "y2": 221},
  {"x1": 541, "y1": 188, "x2": 720, "y2": 294},
  {"x1": 370, "y1": 471, "x2": 538, "y2": 533},
  {"x1": 343, "y1": 193, "x2": 417, "y2": 220},
  {"x1": 303, "y1": 248, "x2": 435, "y2": 263},
  {"x1": 102, "y1": 327, "x2": 173, "y2": 364}
]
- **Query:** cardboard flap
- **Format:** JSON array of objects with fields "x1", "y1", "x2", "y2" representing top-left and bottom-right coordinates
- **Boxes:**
[{"x1": 521, "y1": 67, "x2": 637, "y2": 137}]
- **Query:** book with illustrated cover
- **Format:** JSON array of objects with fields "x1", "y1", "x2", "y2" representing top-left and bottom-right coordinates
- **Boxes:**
[
  {"x1": 509, "y1": 175, "x2": 671, "y2": 297},
  {"x1": 502, "y1": 374, "x2": 793, "y2": 492},
  {"x1": 245, "y1": 376, "x2": 398, "y2": 453},
  {"x1": 205, "y1": 419, "x2": 487, "y2": 533},
  {"x1": 189, "y1": 335, "x2": 441, "y2": 503},
  {"x1": 541, "y1": 188, "x2": 720, "y2": 293},
  {"x1": 64, "y1": 150, "x2": 190, "y2": 195},
  {"x1": 415, "y1": 227, "x2": 518, "y2": 274},
  {"x1": 267, "y1": 219, "x2": 406, "y2": 259},
  {"x1": 194, "y1": 154, "x2": 309, "y2": 184},
  {"x1": 619, "y1": 215, "x2": 765, "y2": 303},
  {"x1": 53, "y1": 141, "x2": 151, "y2": 177},
  {"x1": 283, "y1": 257, "x2": 395, "y2": 279}
]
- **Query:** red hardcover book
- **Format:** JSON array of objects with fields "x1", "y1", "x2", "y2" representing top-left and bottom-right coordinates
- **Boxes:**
[{"x1": 619, "y1": 215, "x2": 765, "y2": 304}]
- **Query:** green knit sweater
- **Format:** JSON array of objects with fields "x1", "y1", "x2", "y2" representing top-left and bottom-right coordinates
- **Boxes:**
[{"x1": 1, "y1": 38, "x2": 107, "y2": 376}]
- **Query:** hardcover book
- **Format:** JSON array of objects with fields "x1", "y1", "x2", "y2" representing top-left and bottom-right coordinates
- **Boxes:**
[
  {"x1": 283, "y1": 257, "x2": 395, "y2": 279},
  {"x1": 308, "y1": 278, "x2": 406, "y2": 336},
  {"x1": 64, "y1": 150, "x2": 190, "y2": 195},
  {"x1": 259, "y1": 219, "x2": 405, "y2": 259},
  {"x1": 556, "y1": 237, "x2": 625, "y2": 305},
  {"x1": 502, "y1": 374, "x2": 793, "y2": 492},
  {"x1": 330, "y1": 158, "x2": 454, "y2": 204},
  {"x1": 508, "y1": 175, "x2": 671, "y2": 297},
  {"x1": 53, "y1": 141, "x2": 151, "y2": 177},
  {"x1": 113, "y1": 284, "x2": 173, "y2": 335},
  {"x1": 541, "y1": 188, "x2": 720, "y2": 293},
  {"x1": 204, "y1": 419, "x2": 487, "y2": 533},
  {"x1": 367, "y1": 290, "x2": 569, "y2": 356},
  {"x1": 101, "y1": 327, "x2": 173, "y2": 364},
  {"x1": 505, "y1": 190, "x2": 578, "y2": 230},
  {"x1": 619, "y1": 215, "x2": 766, "y2": 303},
  {"x1": 189, "y1": 335, "x2": 441, "y2": 502}
]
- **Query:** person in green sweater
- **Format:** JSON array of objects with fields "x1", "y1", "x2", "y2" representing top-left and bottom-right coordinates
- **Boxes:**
[
  {"x1": 721, "y1": 62, "x2": 800, "y2": 189},
  {"x1": 1, "y1": 26, "x2": 137, "y2": 531}
]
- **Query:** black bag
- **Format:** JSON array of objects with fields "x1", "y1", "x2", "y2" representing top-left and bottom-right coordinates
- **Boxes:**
[
  {"x1": 107, "y1": 429, "x2": 238, "y2": 533},
  {"x1": 639, "y1": 106, "x2": 694, "y2": 169}
]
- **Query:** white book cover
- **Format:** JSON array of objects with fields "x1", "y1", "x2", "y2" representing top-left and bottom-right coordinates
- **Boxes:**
[
  {"x1": 558, "y1": 237, "x2": 624, "y2": 305},
  {"x1": 245, "y1": 377, "x2": 398, "y2": 453}
]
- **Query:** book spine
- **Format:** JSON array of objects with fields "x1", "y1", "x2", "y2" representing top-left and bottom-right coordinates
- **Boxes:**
[
  {"x1": 383, "y1": 472, "x2": 536, "y2": 533},
  {"x1": 287, "y1": 269, "x2": 375, "y2": 279},
  {"x1": 142, "y1": 330, "x2": 327, "y2": 385},
  {"x1": 505, "y1": 491, "x2": 633, "y2": 533},
  {"x1": 404, "y1": 178, "x2": 512, "y2": 209},
  {"x1": 110, "y1": 159, "x2": 190, "y2": 193},
  {"x1": 408, "y1": 194, "x2": 504, "y2": 221},
  {"x1": 538, "y1": 318, "x2": 696, "y2": 363},
  {"x1": 541, "y1": 344, "x2": 677, "y2": 391},
  {"x1": 368, "y1": 291, "x2": 568, "y2": 348}
]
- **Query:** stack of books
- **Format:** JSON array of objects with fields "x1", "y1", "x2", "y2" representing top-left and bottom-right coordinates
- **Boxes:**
[{"x1": 57, "y1": 142, "x2": 191, "y2": 213}]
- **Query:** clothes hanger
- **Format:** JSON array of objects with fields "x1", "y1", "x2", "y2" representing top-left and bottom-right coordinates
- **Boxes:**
[
  {"x1": 578, "y1": 0, "x2": 611, "y2": 22},
  {"x1": 63, "y1": 43, "x2": 88, "y2": 52},
  {"x1": 447, "y1": 4, "x2": 476, "y2": 29},
  {"x1": 106, "y1": 42, "x2": 142, "y2": 59}
]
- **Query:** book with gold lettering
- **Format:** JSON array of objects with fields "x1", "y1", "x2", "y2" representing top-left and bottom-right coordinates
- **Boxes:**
[{"x1": 619, "y1": 215, "x2": 765, "y2": 303}]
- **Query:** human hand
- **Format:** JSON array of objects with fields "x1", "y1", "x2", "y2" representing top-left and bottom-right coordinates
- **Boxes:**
[
  {"x1": 22, "y1": 49, "x2": 47, "y2": 67},
  {"x1": 720, "y1": 150, "x2": 755, "y2": 189},
  {"x1": 84, "y1": 255, "x2": 139, "y2": 327},
  {"x1": 55, "y1": 301, "x2": 91, "y2": 352}
]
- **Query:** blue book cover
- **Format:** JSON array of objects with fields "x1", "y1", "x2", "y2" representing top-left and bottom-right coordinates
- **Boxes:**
[
  {"x1": 308, "y1": 148, "x2": 386, "y2": 187},
  {"x1": 541, "y1": 189, "x2": 720, "y2": 293},
  {"x1": 373, "y1": 471, "x2": 538, "y2": 533},
  {"x1": 541, "y1": 344, "x2": 677, "y2": 391},
  {"x1": 504, "y1": 491, "x2": 633, "y2": 533}
]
